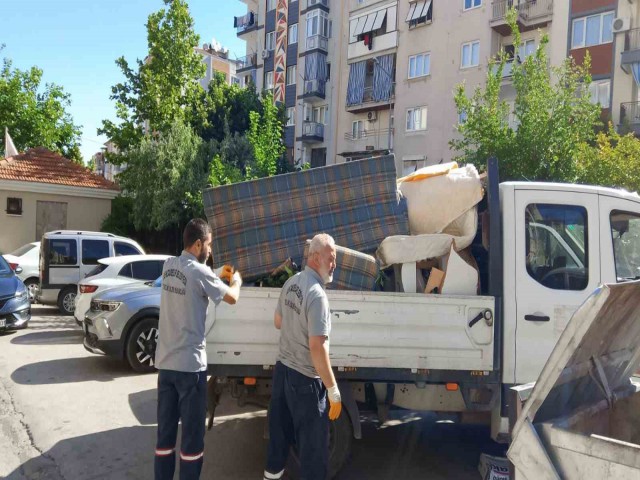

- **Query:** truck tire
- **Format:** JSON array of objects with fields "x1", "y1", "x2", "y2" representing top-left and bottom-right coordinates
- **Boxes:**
[
  {"x1": 125, "y1": 317, "x2": 159, "y2": 373},
  {"x1": 24, "y1": 278, "x2": 39, "y2": 303},
  {"x1": 57, "y1": 286, "x2": 76, "y2": 316},
  {"x1": 288, "y1": 410, "x2": 353, "y2": 479}
]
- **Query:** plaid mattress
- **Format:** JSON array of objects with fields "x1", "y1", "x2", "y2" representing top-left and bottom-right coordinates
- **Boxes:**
[
  {"x1": 303, "y1": 240, "x2": 379, "y2": 291},
  {"x1": 202, "y1": 155, "x2": 409, "y2": 282}
]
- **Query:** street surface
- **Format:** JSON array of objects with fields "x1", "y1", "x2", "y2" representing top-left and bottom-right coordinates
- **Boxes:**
[{"x1": 0, "y1": 306, "x2": 503, "y2": 479}]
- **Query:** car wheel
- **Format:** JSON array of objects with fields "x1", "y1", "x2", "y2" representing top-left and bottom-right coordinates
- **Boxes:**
[
  {"x1": 57, "y1": 286, "x2": 76, "y2": 316},
  {"x1": 126, "y1": 317, "x2": 159, "y2": 373},
  {"x1": 24, "y1": 278, "x2": 39, "y2": 303}
]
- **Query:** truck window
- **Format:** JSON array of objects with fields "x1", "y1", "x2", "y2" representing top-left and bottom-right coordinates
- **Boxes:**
[
  {"x1": 49, "y1": 239, "x2": 77, "y2": 265},
  {"x1": 610, "y1": 210, "x2": 640, "y2": 281},
  {"x1": 82, "y1": 240, "x2": 110, "y2": 265},
  {"x1": 114, "y1": 242, "x2": 142, "y2": 256},
  {"x1": 525, "y1": 204, "x2": 588, "y2": 291}
]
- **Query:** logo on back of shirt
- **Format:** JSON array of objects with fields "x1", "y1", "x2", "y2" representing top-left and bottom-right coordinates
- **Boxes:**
[
  {"x1": 163, "y1": 268, "x2": 187, "y2": 296},
  {"x1": 285, "y1": 283, "x2": 303, "y2": 314}
]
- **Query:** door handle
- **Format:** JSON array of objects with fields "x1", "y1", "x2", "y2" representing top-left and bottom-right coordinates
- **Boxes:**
[{"x1": 525, "y1": 314, "x2": 550, "y2": 322}]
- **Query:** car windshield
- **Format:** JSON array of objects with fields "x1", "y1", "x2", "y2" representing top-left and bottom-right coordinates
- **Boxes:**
[
  {"x1": 0, "y1": 255, "x2": 12, "y2": 274},
  {"x1": 10, "y1": 243, "x2": 36, "y2": 257}
]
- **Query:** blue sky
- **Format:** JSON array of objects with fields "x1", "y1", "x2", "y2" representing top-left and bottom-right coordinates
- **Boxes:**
[{"x1": 2, "y1": 0, "x2": 245, "y2": 162}]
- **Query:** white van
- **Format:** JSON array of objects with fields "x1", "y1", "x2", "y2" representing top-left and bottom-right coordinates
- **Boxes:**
[{"x1": 38, "y1": 231, "x2": 145, "y2": 315}]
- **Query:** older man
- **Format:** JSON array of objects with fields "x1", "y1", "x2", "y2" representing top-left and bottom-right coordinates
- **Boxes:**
[{"x1": 264, "y1": 233, "x2": 342, "y2": 480}]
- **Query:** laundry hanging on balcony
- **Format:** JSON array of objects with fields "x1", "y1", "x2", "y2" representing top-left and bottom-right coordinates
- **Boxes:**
[
  {"x1": 631, "y1": 62, "x2": 640, "y2": 87},
  {"x1": 346, "y1": 61, "x2": 366, "y2": 106},
  {"x1": 373, "y1": 54, "x2": 395, "y2": 102}
]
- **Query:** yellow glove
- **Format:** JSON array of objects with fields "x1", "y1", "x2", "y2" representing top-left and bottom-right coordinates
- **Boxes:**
[{"x1": 327, "y1": 385, "x2": 342, "y2": 421}]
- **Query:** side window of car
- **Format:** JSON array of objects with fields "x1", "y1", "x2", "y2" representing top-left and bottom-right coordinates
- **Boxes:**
[
  {"x1": 119, "y1": 263, "x2": 133, "y2": 278},
  {"x1": 49, "y1": 239, "x2": 77, "y2": 265},
  {"x1": 82, "y1": 240, "x2": 110, "y2": 265},
  {"x1": 115, "y1": 242, "x2": 142, "y2": 256},
  {"x1": 525, "y1": 204, "x2": 588, "y2": 291},
  {"x1": 131, "y1": 260, "x2": 164, "y2": 281}
]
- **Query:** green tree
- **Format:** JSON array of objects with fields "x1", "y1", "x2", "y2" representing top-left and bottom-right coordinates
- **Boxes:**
[
  {"x1": 450, "y1": 9, "x2": 601, "y2": 182},
  {"x1": 99, "y1": 0, "x2": 205, "y2": 153},
  {"x1": 247, "y1": 91, "x2": 285, "y2": 178},
  {"x1": 575, "y1": 125, "x2": 640, "y2": 193},
  {"x1": 0, "y1": 52, "x2": 82, "y2": 163}
]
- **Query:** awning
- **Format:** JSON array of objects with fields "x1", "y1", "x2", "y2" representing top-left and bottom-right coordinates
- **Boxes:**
[
  {"x1": 353, "y1": 16, "x2": 367, "y2": 36},
  {"x1": 352, "y1": 9, "x2": 388, "y2": 37},
  {"x1": 406, "y1": 0, "x2": 432, "y2": 22},
  {"x1": 372, "y1": 10, "x2": 386, "y2": 31}
]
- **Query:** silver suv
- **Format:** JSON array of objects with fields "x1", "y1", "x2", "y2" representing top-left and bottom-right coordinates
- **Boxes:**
[{"x1": 83, "y1": 278, "x2": 160, "y2": 373}]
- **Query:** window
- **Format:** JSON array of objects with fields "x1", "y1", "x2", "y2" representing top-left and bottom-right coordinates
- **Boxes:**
[
  {"x1": 407, "y1": 1, "x2": 433, "y2": 27},
  {"x1": 519, "y1": 39, "x2": 536, "y2": 60},
  {"x1": 265, "y1": 71, "x2": 274, "y2": 89},
  {"x1": 352, "y1": 120, "x2": 364, "y2": 139},
  {"x1": 86, "y1": 263, "x2": 108, "y2": 278},
  {"x1": 114, "y1": 242, "x2": 142, "y2": 256},
  {"x1": 610, "y1": 211, "x2": 640, "y2": 281},
  {"x1": 458, "y1": 110, "x2": 468, "y2": 125},
  {"x1": 131, "y1": 260, "x2": 164, "y2": 281},
  {"x1": 307, "y1": 9, "x2": 330, "y2": 38},
  {"x1": 286, "y1": 106, "x2": 296, "y2": 126},
  {"x1": 571, "y1": 12, "x2": 614, "y2": 49},
  {"x1": 313, "y1": 105, "x2": 329, "y2": 124},
  {"x1": 406, "y1": 106, "x2": 428, "y2": 131},
  {"x1": 6, "y1": 197, "x2": 22, "y2": 215},
  {"x1": 82, "y1": 239, "x2": 110, "y2": 265},
  {"x1": 461, "y1": 41, "x2": 480, "y2": 68},
  {"x1": 49, "y1": 239, "x2": 77, "y2": 266},
  {"x1": 289, "y1": 23, "x2": 298, "y2": 44},
  {"x1": 266, "y1": 31, "x2": 276, "y2": 51},
  {"x1": 525, "y1": 204, "x2": 588, "y2": 291},
  {"x1": 588, "y1": 79, "x2": 611, "y2": 108},
  {"x1": 464, "y1": 0, "x2": 481, "y2": 10},
  {"x1": 267, "y1": 0, "x2": 277, "y2": 11},
  {"x1": 408, "y1": 52, "x2": 431, "y2": 79},
  {"x1": 403, "y1": 157, "x2": 426, "y2": 176},
  {"x1": 286, "y1": 65, "x2": 297, "y2": 85}
]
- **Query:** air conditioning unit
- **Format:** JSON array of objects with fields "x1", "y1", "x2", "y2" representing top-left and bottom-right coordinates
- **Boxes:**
[
  {"x1": 367, "y1": 111, "x2": 378, "y2": 122},
  {"x1": 261, "y1": 49, "x2": 271, "y2": 59},
  {"x1": 613, "y1": 17, "x2": 631, "y2": 33}
]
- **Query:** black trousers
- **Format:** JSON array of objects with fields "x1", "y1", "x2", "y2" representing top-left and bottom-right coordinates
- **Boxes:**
[
  {"x1": 155, "y1": 369, "x2": 207, "y2": 480},
  {"x1": 265, "y1": 362, "x2": 329, "y2": 480}
]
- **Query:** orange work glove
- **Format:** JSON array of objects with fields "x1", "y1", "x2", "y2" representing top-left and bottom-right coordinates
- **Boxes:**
[
  {"x1": 217, "y1": 265, "x2": 234, "y2": 282},
  {"x1": 327, "y1": 385, "x2": 342, "y2": 421}
]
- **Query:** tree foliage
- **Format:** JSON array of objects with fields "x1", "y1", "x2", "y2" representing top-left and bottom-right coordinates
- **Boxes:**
[
  {"x1": 450, "y1": 9, "x2": 601, "y2": 182},
  {"x1": 0, "y1": 50, "x2": 82, "y2": 163},
  {"x1": 247, "y1": 91, "x2": 285, "y2": 178},
  {"x1": 99, "y1": 0, "x2": 205, "y2": 153}
]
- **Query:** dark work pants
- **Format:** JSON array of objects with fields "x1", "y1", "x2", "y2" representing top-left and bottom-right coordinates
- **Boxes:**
[
  {"x1": 265, "y1": 361, "x2": 329, "y2": 480},
  {"x1": 155, "y1": 369, "x2": 207, "y2": 480}
]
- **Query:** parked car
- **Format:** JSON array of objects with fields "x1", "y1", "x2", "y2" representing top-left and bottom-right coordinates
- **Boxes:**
[
  {"x1": 38, "y1": 231, "x2": 145, "y2": 315},
  {"x1": 0, "y1": 254, "x2": 31, "y2": 331},
  {"x1": 83, "y1": 277, "x2": 162, "y2": 373},
  {"x1": 74, "y1": 254, "x2": 172, "y2": 326},
  {"x1": 2, "y1": 242, "x2": 40, "y2": 302}
]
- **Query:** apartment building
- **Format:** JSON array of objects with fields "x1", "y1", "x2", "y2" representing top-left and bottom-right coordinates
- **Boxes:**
[
  {"x1": 234, "y1": 0, "x2": 345, "y2": 167},
  {"x1": 195, "y1": 41, "x2": 241, "y2": 88}
]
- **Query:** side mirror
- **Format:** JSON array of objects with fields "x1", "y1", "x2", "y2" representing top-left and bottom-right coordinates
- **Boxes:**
[{"x1": 15, "y1": 266, "x2": 23, "y2": 274}]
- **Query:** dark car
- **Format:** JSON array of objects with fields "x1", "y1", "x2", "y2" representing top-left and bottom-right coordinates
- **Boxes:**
[{"x1": 0, "y1": 254, "x2": 31, "y2": 331}]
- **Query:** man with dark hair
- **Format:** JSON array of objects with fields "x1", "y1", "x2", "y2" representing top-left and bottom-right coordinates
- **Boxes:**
[{"x1": 154, "y1": 218, "x2": 242, "y2": 480}]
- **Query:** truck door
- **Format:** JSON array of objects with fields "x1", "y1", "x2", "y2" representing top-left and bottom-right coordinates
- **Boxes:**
[
  {"x1": 514, "y1": 190, "x2": 600, "y2": 384},
  {"x1": 598, "y1": 195, "x2": 640, "y2": 284}
]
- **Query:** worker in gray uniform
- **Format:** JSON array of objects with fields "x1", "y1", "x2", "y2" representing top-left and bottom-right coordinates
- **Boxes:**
[
  {"x1": 154, "y1": 218, "x2": 242, "y2": 480},
  {"x1": 264, "y1": 233, "x2": 342, "y2": 480}
]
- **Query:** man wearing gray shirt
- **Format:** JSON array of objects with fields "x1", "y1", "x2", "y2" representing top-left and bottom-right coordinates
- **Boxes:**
[
  {"x1": 154, "y1": 218, "x2": 241, "y2": 480},
  {"x1": 264, "y1": 233, "x2": 342, "y2": 480}
]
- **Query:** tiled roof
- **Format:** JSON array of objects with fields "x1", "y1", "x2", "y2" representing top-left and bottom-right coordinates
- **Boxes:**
[{"x1": 0, "y1": 148, "x2": 119, "y2": 191}]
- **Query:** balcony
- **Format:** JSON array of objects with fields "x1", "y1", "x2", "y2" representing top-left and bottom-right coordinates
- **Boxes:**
[
  {"x1": 234, "y1": 11, "x2": 258, "y2": 36},
  {"x1": 490, "y1": 60, "x2": 514, "y2": 80},
  {"x1": 306, "y1": 34, "x2": 329, "y2": 52},
  {"x1": 490, "y1": 0, "x2": 553, "y2": 36},
  {"x1": 346, "y1": 84, "x2": 395, "y2": 114},
  {"x1": 298, "y1": 122, "x2": 325, "y2": 143},
  {"x1": 301, "y1": 79, "x2": 326, "y2": 101},
  {"x1": 303, "y1": 0, "x2": 329, "y2": 11},
  {"x1": 343, "y1": 128, "x2": 393, "y2": 155},
  {"x1": 620, "y1": 102, "x2": 640, "y2": 135},
  {"x1": 622, "y1": 29, "x2": 640, "y2": 73},
  {"x1": 236, "y1": 53, "x2": 258, "y2": 73}
]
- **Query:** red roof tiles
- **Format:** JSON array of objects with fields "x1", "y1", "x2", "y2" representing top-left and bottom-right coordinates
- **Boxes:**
[{"x1": 0, "y1": 148, "x2": 119, "y2": 191}]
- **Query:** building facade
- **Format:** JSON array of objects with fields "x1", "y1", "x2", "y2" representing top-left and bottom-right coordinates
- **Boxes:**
[
  {"x1": 236, "y1": 0, "x2": 640, "y2": 176},
  {"x1": 196, "y1": 41, "x2": 241, "y2": 88}
]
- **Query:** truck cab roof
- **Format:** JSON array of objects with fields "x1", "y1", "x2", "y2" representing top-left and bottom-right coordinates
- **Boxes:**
[{"x1": 501, "y1": 181, "x2": 640, "y2": 203}]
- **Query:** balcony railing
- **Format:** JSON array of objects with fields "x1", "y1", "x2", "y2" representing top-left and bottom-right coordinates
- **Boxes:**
[
  {"x1": 303, "y1": 79, "x2": 326, "y2": 98},
  {"x1": 625, "y1": 29, "x2": 640, "y2": 52},
  {"x1": 491, "y1": 0, "x2": 553, "y2": 23},
  {"x1": 490, "y1": 60, "x2": 514, "y2": 78},
  {"x1": 236, "y1": 53, "x2": 258, "y2": 71},
  {"x1": 306, "y1": 34, "x2": 329, "y2": 51},
  {"x1": 344, "y1": 128, "x2": 393, "y2": 141},
  {"x1": 621, "y1": 102, "x2": 640, "y2": 125},
  {"x1": 301, "y1": 122, "x2": 325, "y2": 140},
  {"x1": 362, "y1": 83, "x2": 396, "y2": 104},
  {"x1": 235, "y1": 11, "x2": 258, "y2": 34}
]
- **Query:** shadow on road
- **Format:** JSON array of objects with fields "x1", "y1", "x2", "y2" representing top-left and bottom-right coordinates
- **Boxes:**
[
  {"x1": 11, "y1": 356, "x2": 136, "y2": 385},
  {"x1": 128, "y1": 389, "x2": 158, "y2": 425},
  {"x1": 10, "y1": 329, "x2": 83, "y2": 346}
]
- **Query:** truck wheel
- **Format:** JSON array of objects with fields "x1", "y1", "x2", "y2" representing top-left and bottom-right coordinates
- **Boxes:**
[
  {"x1": 125, "y1": 317, "x2": 159, "y2": 373},
  {"x1": 288, "y1": 410, "x2": 353, "y2": 479},
  {"x1": 24, "y1": 278, "x2": 39, "y2": 303},
  {"x1": 57, "y1": 286, "x2": 76, "y2": 315}
]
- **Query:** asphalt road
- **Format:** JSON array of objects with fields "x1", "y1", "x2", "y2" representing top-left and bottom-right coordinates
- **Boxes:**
[{"x1": 0, "y1": 306, "x2": 504, "y2": 480}]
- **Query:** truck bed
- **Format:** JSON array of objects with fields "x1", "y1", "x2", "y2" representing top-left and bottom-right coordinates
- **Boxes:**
[{"x1": 206, "y1": 287, "x2": 496, "y2": 375}]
